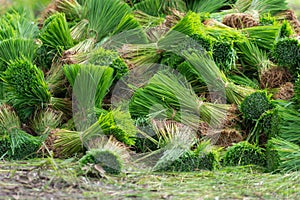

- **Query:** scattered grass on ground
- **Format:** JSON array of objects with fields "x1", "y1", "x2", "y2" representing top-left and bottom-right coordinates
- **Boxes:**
[{"x1": 0, "y1": 159, "x2": 299, "y2": 199}]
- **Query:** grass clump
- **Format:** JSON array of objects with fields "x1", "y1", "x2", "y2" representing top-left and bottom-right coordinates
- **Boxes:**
[
  {"x1": 240, "y1": 91, "x2": 273, "y2": 121},
  {"x1": 223, "y1": 141, "x2": 266, "y2": 167}
]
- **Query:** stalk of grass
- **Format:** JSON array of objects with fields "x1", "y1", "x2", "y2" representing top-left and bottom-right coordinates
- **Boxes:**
[{"x1": 133, "y1": 10, "x2": 165, "y2": 28}]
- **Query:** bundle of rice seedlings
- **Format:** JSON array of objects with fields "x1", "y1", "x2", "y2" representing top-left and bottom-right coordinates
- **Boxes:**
[
  {"x1": 212, "y1": 40, "x2": 236, "y2": 72},
  {"x1": 136, "y1": 120, "x2": 197, "y2": 171},
  {"x1": 183, "y1": 52, "x2": 255, "y2": 105},
  {"x1": 30, "y1": 108, "x2": 63, "y2": 136},
  {"x1": 129, "y1": 70, "x2": 230, "y2": 129},
  {"x1": 273, "y1": 38, "x2": 300, "y2": 70},
  {"x1": 236, "y1": 40, "x2": 276, "y2": 80},
  {"x1": 54, "y1": 108, "x2": 137, "y2": 156},
  {"x1": 0, "y1": 104, "x2": 42, "y2": 160},
  {"x1": 55, "y1": 0, "x2": 83, "y2": 22},
  {"x1": 242, "y1": 25, "x2": 281, "y2": 51},
  {"x1": 64, "y1": 63, "x2": 114, "y2": 107},
  {"x1": 119, "y1": 43, "x2": 161, "y2": 68},
  {"x1": 247, "y1": 0, "x2": 288, "y2": 16},
  {"x1": 134, "y1": 0, "x2": 186, "y2": 17},
  {"x1": 79, "y1": 136, "x2": 129, "y2": 175},
  {"x1": 83, "y1": 0, "x2": 131, "y2": 42},
  {"x1": 0, "y1": 11, "x2": 38, "y2": 40},
  {"x1": 64, "y1": 47, "x2": 129, "y2": 80},
  {"x1": 247, "y1": 108, "x2": 279, "y2": 145},
  {"x1": 275, "y1": 107, "x2": 300, "y2": 146},
  {"x1": 96, "y1": 109, "x2": 137, "y2": 146},
  {"x1": 133, "y1": 10, "x2": 164, "y2": 28},
  {"x1": 184, "y1": 0, "x2": 228, "y2": 13},
  {"x1": 0, "y1": 38, "x2": 36, "y2": 68},
  {"x1": 223, "y1": 141, "x2": 266, "y2": 167},
  {"x1": 40, "y1": 12, "x2": 74, "y2": 53},
  {"x1": 154, "y1": 139, "x2": 220, "y2": 172},
  {"x1": 269, "y1": 138, "x2": 300, "y2": 172},
  {"x1": 64, "y1": 64, "x2": 114, "y2": 130},
  {"x1": 1, "y1": 58, "x2": 51, "y2": 121},
  {"x1": 240, "y1": 91, "x2": 273, "y2": 121}
]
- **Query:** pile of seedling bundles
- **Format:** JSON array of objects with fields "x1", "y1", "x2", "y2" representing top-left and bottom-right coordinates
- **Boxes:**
[{"x1": 0, "y1": 0, "x2": 300, "y2": 175}]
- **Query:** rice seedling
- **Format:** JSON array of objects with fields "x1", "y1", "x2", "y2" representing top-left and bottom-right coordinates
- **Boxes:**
[
  {"x1": 242, "y1": 25, "x2": 281, "y2": 51},
  {"x1": 185, "y1": 0, "x2": 228, "y2": 13},
  {"x1": 0, "y1": 104, "x2": 42, "y2": 160},
  {"x1": 240, "y1": 91, "x2": 274, "y2": 121},
  {"x1": 40, "y1": 12, "x2": 74, "y2": 53},
  {"x1": 273, "y1": 38, "x2": 300, "y2": 70},
  {"x1": 183, "y1": 51, "x2": 255, "y2": 105},
  {"x1": 55, "y1": 0, "x2": 83, "y2": 22},
  {"x1": 269, "y1": 138, "x2": 300, "y2": 172},
  {"x1": 0, "y1": 11, "x2": 38, "y2": 40},
  {"x1": 79, "y1": 136, "x2": 130, "y2": 175},
  {"x1": 134, "y1": 0, "x2": 186, "y2": 17},
  {"x1": 129, "y1": 70, "x2": 230, "y2": 129},
  {"x1": 82, "y1": 0, "x2": 131, "y2": 42},
  {"x1": 30, "y1": 108, "x2": 63, "y2": 136},
  {"x1": 54, "y1": 108, "x2": 137, "y2": 157},
  {"x1": 222, "y1": 141, "x2": 266, "y2": 167},
  {"x1": 1, "y1": 58, "x2": 51, "y2": 121},
  {"x1": 0, "y1": 38, "x2": 37, "y2": 69}
]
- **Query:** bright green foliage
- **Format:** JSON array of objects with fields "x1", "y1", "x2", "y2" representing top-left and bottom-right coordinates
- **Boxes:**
[
  {"x1": 185, "y1": 0, "x2": 228, "y2": 13},
  {"x1": 156, "y1": 150, "x2": 219, "y2": 172},
  {"x1": 0, "y1": 38, "x2": 36, "y2": 68},
  {"x1": 40, "y1": 12, "x2": 74, "y2": 53},
  {"x1": 243, "y1": 25, "x2": 281, "y2": 51},
  {"x1": 279, "y1": 20, "x2": 293, "y2": 38},
  {"x1": 7, "y1": 130, "x2": 42, "y2": 160},
  {"x1": 0, "y1": 11, "x2": 38, "y2": 40},
  {"x1": 154, "y1": 141, "x2": 220, "y2": 172},
  {"x1": 83, "y1": 47, "x2": 129, "y2": 80},
  {"x1": 97, "y1": 109, "x2": 137, "y2": 146},
  {"x1": 241, "y1": 91, "x2": 273, "y2": 121},
  {"x1": 80, "y1": 149, "x2": 122, "y2": 174},
  {"x1": 223, "y1": 141, "x2": 266, "y2": 167},
  {"x1": 134, "y1": 0, "x2": 186, "y2": 16},
  {"x1": 273, "y1": 38, "x2": 300, "y2": 68},
  {"x1": 190, "y1": 33, "x2": 213, "y2": 52},
  {"x1": 0, "y1": 104, "x2": 42, "y2": 160},
  {"x1": 30, "y1": 109, "x2": 63, "y2": 136},
  {"x1": 259, "y1": 13, "x2": 276, "y2": 26},
  {"x1": 83, "y1": 0, "x2": 130, "y2": 41},
  {"x1": 276, "y1": 107, "x2": 300, "y2": 146},
  {"x1": 129, "y1": 71, "x2": 230, "y2": 128},
  {"x1": 269, "y1": 138, "x2": 300, "y2": 172},
  {"x1": 1, "y1": 59, "x2": 51, "y2": 121},
  {"x1": 64, "y1": 64, "x2": 114, "y2": 109},
  {"x1": 212, "y1": 41, "x2": 236, "y2": 72}
]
